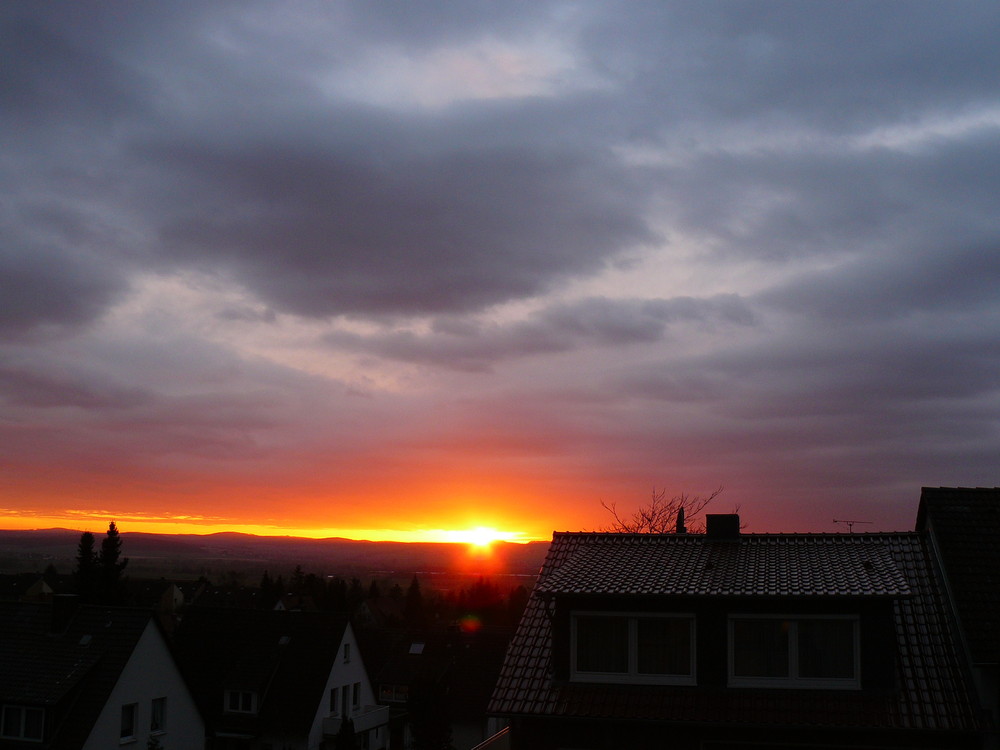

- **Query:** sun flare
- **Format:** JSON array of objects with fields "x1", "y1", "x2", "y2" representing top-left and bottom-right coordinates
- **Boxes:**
[{"x1": 444, "y1": 526, "x2": 521, "y2": 548}]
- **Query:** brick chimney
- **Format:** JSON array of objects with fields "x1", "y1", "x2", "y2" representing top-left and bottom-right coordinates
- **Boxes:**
[{"x1": 705, "y1": 514, "x2": 740, "y2": 540}]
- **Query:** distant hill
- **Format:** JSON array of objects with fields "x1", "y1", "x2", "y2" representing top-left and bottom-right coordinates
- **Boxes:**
[{"x1": 0, "y1": 528, "x2": 550, "y2": 582}]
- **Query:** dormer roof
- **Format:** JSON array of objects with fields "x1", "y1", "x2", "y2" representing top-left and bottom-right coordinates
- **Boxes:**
[{"x1": 537, "y1": 533, "x2": 910, "y2": 598}]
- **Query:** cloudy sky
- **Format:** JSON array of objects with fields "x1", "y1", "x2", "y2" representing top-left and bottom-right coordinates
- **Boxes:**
[{"x1": 3, "y1": 1, "x2": 999, "y2": 541}]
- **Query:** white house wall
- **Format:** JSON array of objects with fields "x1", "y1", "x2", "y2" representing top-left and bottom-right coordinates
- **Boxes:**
[
  {"x1": 83, "y1": 620, "x2": 205, "y2": 750},
  {"x1": 307, "y1": 622, "x2": 387, "y2": 750}
]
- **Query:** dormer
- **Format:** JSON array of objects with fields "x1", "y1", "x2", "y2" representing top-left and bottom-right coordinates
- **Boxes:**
[{"x1": 538, "y1": 528, "x2": 907, "y2": 692}]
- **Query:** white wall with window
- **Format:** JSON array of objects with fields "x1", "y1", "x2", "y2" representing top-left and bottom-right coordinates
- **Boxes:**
[
  {"x1": 308, "y1": 623, "x2": 387, "y2": 750},
  {"x1": 571, "y1": 612, "x2": 696, "y2": 685},
  {"x1": 728, "y1": 615, "x2": 860, "y2": 689},
  {"x1": 83, "y1": 620, "x2": 204, "y2": 749}
]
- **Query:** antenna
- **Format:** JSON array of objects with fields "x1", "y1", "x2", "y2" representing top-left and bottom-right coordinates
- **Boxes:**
[{"x1": 833, "y1": 519, "x2": 873, "y2": 533}]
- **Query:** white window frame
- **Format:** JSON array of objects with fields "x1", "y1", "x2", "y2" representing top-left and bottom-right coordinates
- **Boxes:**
[
  {"x1": 120, "y1": 703, "x2": 138, "y2": 743},
  {"x1": 352, "y1": 682, "x2": 361, "y2": 709},
  {"x1": 224, "y1": 690, "x2": 257, "y2": 714},
  {"x1": 727, "y1": 614, "x2": 861, "y2": 690},
  {"x1": 570, "y1": 611, "x2": 696, "y2": 685},
  {"x1": 150, "y1": 697, "x2": 166, "y2": 734},
  {"x1": 1, "y1": 705, "x2": 44, "y2": 742}
]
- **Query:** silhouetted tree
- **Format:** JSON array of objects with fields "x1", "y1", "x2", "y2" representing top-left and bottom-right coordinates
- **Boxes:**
[
  {"x1": 408, "y1": 677, "x2": 454, "y2": 750},
  {"x1": 601, "y1": 487, "x2": 724, "y2": 534},
  {"x1": 507, "y1": 584, "x2": 529, "y2": 625},
  {"x1": 290, "y1": 564, "x2": 306, "y2": 594},
  {"x1": 347, "y1": 577, "x2": 365, "y2": 612},
  {"x1": 404, "y1": 575, "x2": 425, "y2": 627},
  {"x1": 259, "y1": 570, "x2": 277, "y2": 609},
  {"x1": 327, "y1": 576, "x2": 347, "y2": 612},
  {"x1": 74, "y1": 531, "x2": 98, "y2": 602},
  {"x1": 97, "y1": 521, "x2": 128, "y2": 603},
  {"x1": 368, "y1": 578, "x2": 381, "y2": 600}
]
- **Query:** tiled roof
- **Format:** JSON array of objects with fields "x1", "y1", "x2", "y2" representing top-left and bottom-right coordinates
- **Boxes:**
[
  {"x1": 491, "y1": 531, "x2": 981, "y2": 733},
  {"x1": 0, "y1": 602, "x2": 157, "y2": 750},
  {"x1": 536, "y1": 533, "x2": 910, "y2": 598},
  {"x1": 174, "y1": 607, "x2": 349, "y2": 738},
  {"x1": 918, "y1": 487, "x2": 1000, "y2": 664}
]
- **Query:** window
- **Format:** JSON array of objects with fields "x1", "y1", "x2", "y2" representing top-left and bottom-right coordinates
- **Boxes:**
[
  {"x1": 343, "y1": 643, "x2": 351, "y2": 663},
  {"x1": 224, "y1": 690, "x2": 257, "y2": 713},
  {"x1": 729, "y1": 616, "x2": 859, "y2": 689},
  {"x1": 352, "y1": 682, "x2": 361, "y2": 709},
  {"x1": 571, "y1": 612, "x2": 695, "y2": 684},
  {"x1": 150, "y1": 697, "x2": 166, "y2": 733},
  {"x1": 1, "y1": 705, "x2": 44, "y2": 742},
  {"x1": 329, "y1": 687, "x2": 339, "y2": 715},
  {"x1": 120, "y1": 703, "x2": 137, "y2": 741},
  {"x1": 379, "y1": 684, "x2": 409, "y2": 703}
]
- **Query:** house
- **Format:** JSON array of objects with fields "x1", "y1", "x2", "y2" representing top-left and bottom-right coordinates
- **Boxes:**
[
  {"x1": 364, "y1": 627, "x2": 511, "y2": 749},
  {"x1": 173, "y1": 607, "x2": 389, "y2": 750},
  {"x1": 491, "y1": 513, "x2": 989, "y2": 750},
  {"x1": 0, "y1": 596, "x2": 205, "y2": 749},
  {"x1": 917, "y1": 487, "x2": 1000, "y2": 734}
]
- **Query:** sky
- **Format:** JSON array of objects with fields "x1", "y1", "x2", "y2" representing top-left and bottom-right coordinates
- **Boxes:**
[{"x1": 2, "y1": 1, "x2": 1000, "y2": 542}]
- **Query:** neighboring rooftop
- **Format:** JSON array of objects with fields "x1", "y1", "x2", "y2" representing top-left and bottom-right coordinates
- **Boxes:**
[
  {"x1": 535, "y1": 532, "x2": 911, "y2": 598},
  {"x1": 492, "y1": 530, "x2": 981, "y2": 732},
  {"x1": 917, "y1": 486, "x2": 1000, "y2": 665},
  {"x1": 173, "y1": 607, "x2": 350, "y2": 738},
  {"x1": 0, "y1": 600, "x2": 156, "y2": 750}
]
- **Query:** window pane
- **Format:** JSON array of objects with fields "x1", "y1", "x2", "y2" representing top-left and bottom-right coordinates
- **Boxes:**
[
  {"x1": 241, "y1": 692, "x2": 253, "y2": 712},
  {"x1": 120, "y1": 704, "x2": 136, "y2": 738},
  {"x1": 636, "y1": 618, "x2": 691, "y2": 675},
  {"x1": 732, "y1": 619, "x2": 789, "y2": 677},
  {"x1": 799, "y1": 619, "x2": 855, "y2": 678},
  {"x1": 2, "y1": 706, "x2": 22, "y2": 737},
  {"x1": 151, "y1": 697, "x2": 165, "y2": 731},
  {"x1": 576, "y1": 616, "x2": 628, "y2": 672},
  {"x1": 24, "y1": 708, "x2": 43, "y2": 740}
]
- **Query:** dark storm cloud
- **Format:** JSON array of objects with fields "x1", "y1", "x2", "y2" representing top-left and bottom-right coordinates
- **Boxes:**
[
  {"x1": 583, "y1": 1, "x2": 1000, "y2": 133},
  {"x1": 0, "y1": 232, "x2": 125, "y2": 337},
  {"x1": 148, "y1": 140, "x2": 655, "y2": 316},
  {"x1": 0, "y1": 15, "x2": 145, "y2": 122},
  {"x1": 325, "y1": 294, "x2": 754, "y2": 371}
]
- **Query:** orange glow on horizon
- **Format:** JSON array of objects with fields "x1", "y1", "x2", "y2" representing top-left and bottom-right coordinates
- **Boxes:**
[{"x1": 0, "y1": 510, "x2": 542, "y2": 544}]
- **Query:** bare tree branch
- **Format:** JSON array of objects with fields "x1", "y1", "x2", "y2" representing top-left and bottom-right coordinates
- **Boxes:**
[{"x1": 600, "y1": 486, "x2": 724, "y2": 533}]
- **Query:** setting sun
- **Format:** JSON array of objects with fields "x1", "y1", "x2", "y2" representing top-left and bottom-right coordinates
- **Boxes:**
[{"x1": 443, "y1": 527, "x2": 523, "y2": 548}]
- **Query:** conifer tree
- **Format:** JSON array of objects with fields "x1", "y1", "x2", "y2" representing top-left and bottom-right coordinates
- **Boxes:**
[
  {"x1": 74, "y1": 531, "x2": 97, "y2": 602},
  {"x1": 97, "y1": 521, "x2": 129, "y2": 604},
  {"x1": 404, "y1": 575, "x2": 425, "y2": 627}
]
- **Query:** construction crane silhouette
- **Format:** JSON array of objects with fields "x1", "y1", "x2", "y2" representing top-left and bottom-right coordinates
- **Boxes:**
[{"x1": 833, "y1": 519, "x2": 873, "y2": 533}]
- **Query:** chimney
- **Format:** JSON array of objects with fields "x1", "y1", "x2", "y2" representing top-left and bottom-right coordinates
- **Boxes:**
[
  {"x1": 51, "y1": 594, "x2": 80, "y2": 634},
  {"x1": 675, "y1": 507, "x2": 687, "y2": 535},
  {"x1": 706, "y1": 514, "x2": 740, "y2": 540}
]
